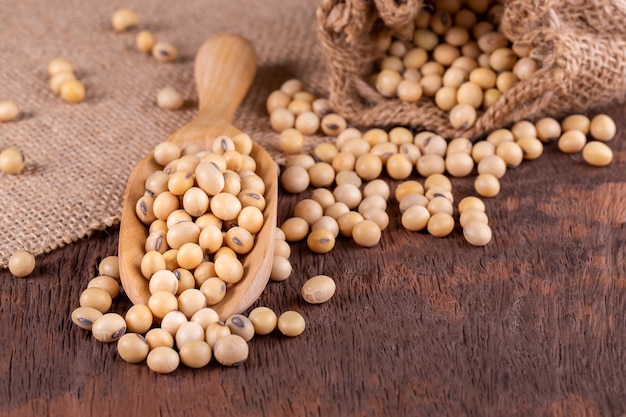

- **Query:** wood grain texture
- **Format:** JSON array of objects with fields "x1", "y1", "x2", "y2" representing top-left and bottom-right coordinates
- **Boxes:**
[{"x1": 2, "y1": 105, "x2": 626, "y2": 417}]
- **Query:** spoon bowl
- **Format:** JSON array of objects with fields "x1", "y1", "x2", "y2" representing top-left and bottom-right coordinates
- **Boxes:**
[{"x1": 118, "y1": 34, "x2": 277, "y2": 320}]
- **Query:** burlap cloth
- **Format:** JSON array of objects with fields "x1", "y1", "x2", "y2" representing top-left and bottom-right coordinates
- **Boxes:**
[
  {"x1": 0, "y1": 0, "x2": 327, "y2": 268},
  {"x1": 4, "y1": 0, "x2": 626, "y2": 268}
]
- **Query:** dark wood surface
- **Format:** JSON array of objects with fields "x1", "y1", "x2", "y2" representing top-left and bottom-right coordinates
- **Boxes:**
[{"x1": 2, "y1": 104, "x2": 626, "y2": 417}]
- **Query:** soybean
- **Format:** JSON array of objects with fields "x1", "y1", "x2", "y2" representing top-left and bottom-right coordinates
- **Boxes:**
[
  {"x1": 152, "y1": 42, "x2": 178, "y2": 62},
  {"x1": 200, "y1": 278, "x2": 227, "y2": 305},
  {"x1": 8, "y1": 250, "x2": 35, "y2": 277},
  {"x1": 248, "y1": 307, "x2": 278, "y2": 335},
  {"x1": 0, "y1": 100, "x2": 20, "y2": 122},
  {"x1": 179, "y1": 340, "x2": 212, "y2": 368},
  {"x1": 98, "y1": 255, "x2": 120, "y2": 279},
  {"x1": 213, "y1": 334, "x2": 249, "y2": 366},
  {"x1": 225, "y1": 314, "x2": 255, "y2": 342},
  {"x1": 190, "y1": 308, "x2": 220, "y2": 330},
  {"x1": 352, "y1": 220, "x2": 382, "y2": 247},
  {"x1": 301, "y1": 275, "x2": 336, "y2": 304},
  {"x1": 60, "y1": 80, "x2": 86, "y2": 103},
  {"x1": 582, "y1": 141, "x2": 613, "y2": 167},
  {"x1": 136, "y1": 30, "x2": 156, "y2": 53},
  {"x1": 117, "y1": 333, "x2": 150, "y2": 364},
  {"x1": 80, "y1": 287, "x2": 112, "y2": 313},
  {"x1": 463, "y1": 220, "x2": 493, "y2": 246},
  {"x1": 145, "y1": 328, "x2": 175, "y2": 350},
  {"x1": 124, "y1": 304, "x2": 154, "y2": 334},
  {"x1": 111, "y1": 8, "x2": 138, "y2": 32},
  {"x1": 175, "y1": 321, "x2": 205, "y2": 349},
  {"x1": 589, "y1": 114, "x2": 616, "y2": 142},
  {"x1": 307, "y1": 229, "x2": 336, "y2": 253},
  {"x1": 88, "y1": 275, "x2": 121, "y2": 298},
  {"x1": 205, "y1": 322, "x2": 231, "y2": 348},
  {"x1": 157, "y1": 87, "x2": 185, "y2": 110},
  {"x1": 71, "y1": 306, "x2": 103, "y2": 331},
  {"x1": 270, "y1": 256, "x2": 292, "y2": 282},
  {"x1": 277, "y1": 311, "x2": 306, "y2": 337},
  {"x1": 47, "y1": 58, "x2": 73, "y2": 76},
  {"x1": 92, "y1": 313, "x2": 127, "y2": 343},
  {"x1": 474, "y1": 173, "x2": 500, "y2": 197},
  {"x1": 147, "y1": 346, "x2": 180, "y2": 373}
]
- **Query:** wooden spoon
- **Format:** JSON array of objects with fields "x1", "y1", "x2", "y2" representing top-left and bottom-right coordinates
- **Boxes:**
[{"x1": 118, "y1": 33, "x2": 277, "y2": 320}]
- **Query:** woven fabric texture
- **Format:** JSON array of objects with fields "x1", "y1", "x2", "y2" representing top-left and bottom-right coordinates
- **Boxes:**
[
  {"x1": 316, "y1": 0, "x2": 626, "y2": 139},
  {"x1": 0, "y1": 0, "x2": 326, "y2": 268}
]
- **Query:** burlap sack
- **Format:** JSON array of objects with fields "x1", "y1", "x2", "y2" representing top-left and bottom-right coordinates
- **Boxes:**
[
  {"x1": 316, "y1": 0, "x2": 626, "y2": 139},
  {"x1": 0, "y1": 0, "x2": 327, "y2": 269}
]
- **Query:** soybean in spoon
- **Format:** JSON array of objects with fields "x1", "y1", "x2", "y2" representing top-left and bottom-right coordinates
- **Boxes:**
[{"x1": 118, "y1": 33, "x2": 277, "y2": 321}]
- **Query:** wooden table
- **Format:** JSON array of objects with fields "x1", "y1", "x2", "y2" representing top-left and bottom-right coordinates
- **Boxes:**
[{"x1": 2, "y1": 103, "x2": 626, "y2": 416}]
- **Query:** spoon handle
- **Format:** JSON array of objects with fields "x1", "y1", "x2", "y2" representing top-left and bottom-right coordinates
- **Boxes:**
[
  {"x1": 167, "y1": 34, "x2": 257, "y2": 145},
  {"x1": 194, "y1": 33, "x2": 258, "y2": 121}
]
